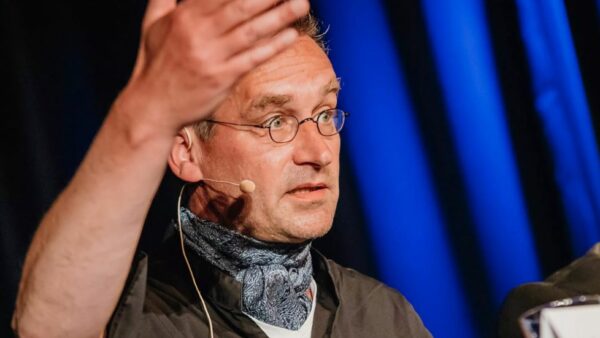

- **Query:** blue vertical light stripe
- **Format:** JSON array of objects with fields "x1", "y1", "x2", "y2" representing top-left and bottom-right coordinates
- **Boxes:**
[
  {"x1": 514, "y1": 0, "x2": 600, "y2": 255},
  {"x1": 315, "y1": 1, "x2": 476, "y2": 337},
  {"x1": 421, "y1": 0, "x2": 541, "y2": 306}
]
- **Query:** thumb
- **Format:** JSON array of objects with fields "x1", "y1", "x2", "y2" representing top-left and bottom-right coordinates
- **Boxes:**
[{"x1": 142, "y1": 0, "x2": 176, "y2": 31}]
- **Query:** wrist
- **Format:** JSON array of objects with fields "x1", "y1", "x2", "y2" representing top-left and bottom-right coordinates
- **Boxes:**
[{"x1": 107, "y1": 83, "x2": 178, "y2": 151}]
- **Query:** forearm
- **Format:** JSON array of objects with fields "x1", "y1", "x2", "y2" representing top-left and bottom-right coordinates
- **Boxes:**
[
  {"x1": 13, "y1": 94, "x2": 174, "y2": 338},
  {"x1": 12, "y1": 0, "x2": 309, "y2": 335}
]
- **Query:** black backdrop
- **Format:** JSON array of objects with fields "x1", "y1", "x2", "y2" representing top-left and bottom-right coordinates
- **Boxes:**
[{"x1": 1, "y1": 1, "x2": 598, "y2": 337}]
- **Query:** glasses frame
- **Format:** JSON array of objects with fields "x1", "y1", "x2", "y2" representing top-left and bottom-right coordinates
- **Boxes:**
[{"x1": 205, "y1": 109, "x2": 349, "y2": 143}]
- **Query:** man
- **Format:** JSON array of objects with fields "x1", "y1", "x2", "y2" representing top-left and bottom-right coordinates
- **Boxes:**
[
  {"x1": 499, "y1": 243, "x2": 600, "y2": 338},
  {"x1": 12, "y1": 0, "x2": 430, "y2": 337}
]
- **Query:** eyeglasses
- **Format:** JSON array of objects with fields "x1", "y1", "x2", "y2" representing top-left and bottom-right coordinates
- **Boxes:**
[{"x1": 206, "y1": 109, "x2": 349, "y2": 143}]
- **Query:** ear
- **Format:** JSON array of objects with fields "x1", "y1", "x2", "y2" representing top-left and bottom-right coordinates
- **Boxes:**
[{"x1": 168, "y1": 127, "x2": 204, "y2": 182}]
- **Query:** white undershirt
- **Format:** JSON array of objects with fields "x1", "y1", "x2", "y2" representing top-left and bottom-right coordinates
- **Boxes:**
[{"x1": 247, "y1": 279, "x2": 317, "y2": 338}]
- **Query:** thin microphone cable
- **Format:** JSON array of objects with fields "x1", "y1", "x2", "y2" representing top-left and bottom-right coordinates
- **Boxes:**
[{"x1": 177, "y1": 183, "x2": 215, "y2": 338}]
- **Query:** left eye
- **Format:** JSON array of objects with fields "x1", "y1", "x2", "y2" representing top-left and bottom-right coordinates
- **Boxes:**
[{"x1": 317, "y1": 111, "x2": 333, "y2": 123}]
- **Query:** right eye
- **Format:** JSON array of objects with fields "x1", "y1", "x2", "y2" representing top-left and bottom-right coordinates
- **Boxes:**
[{"x1": 267, "y1": 116, "x2": 284, "y2": 130}]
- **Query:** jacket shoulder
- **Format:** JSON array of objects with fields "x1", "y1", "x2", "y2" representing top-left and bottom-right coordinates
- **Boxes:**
[
  {"x1": 106, "y1": 250, "x2": 214, "y2": 338},
  {"x1": 321, "y1": 256, "x2": 432, "y2": 337}
]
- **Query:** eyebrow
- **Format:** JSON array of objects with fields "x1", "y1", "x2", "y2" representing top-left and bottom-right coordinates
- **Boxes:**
[
  {"x1": 250, "y1": 94, "x2": 292, "y2": 112},
  {"x1": 245, "y1": 77, "x2": 342, "y2": 116},
  {"x1": 323, "y1": 77, "x2": 342, "y2": 96}
]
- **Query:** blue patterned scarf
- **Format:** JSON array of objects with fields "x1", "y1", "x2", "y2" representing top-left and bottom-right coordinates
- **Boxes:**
[{"x1": 177, "y1": 208, "x2": 313, "y2": 330}]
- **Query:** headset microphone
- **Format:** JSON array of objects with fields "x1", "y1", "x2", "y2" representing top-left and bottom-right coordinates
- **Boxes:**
[
  {"x1": 201, "y1": 178, "x2": 256, "y2": 193},
  {"x1": 239, "y1": 180, "x2": 256, "y2": 193}
]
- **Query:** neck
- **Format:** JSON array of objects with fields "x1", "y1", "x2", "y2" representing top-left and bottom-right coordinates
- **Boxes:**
[{"x1": 187, "y1": 184, "x2": 252, "y2": 233}]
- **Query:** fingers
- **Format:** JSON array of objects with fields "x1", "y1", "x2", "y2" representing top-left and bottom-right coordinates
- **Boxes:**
[
  {"x1": 179, "y1": 0, "x2": 235, "y2": 17},
  {"x1": 212, "y1": 0, "x2": 279, "y2": 35},
  {"x1": 142, "y1": 0, "x2": 177, "y2": 31},
  {"x1": 130, "y1": 0, "x2": 309, "y2": 128},
  {"x1": 225, "y1": 27, "x2": 299, "y2": 75},
  {"x1": 219, "y1": 0, "x2": 309, "y2": 58}
]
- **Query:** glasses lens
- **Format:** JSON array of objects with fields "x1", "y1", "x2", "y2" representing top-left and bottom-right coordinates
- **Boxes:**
[
  {"x1": 269, "y1": 115, "x2": 298, "y2": 143},
  {"x1": 317, "y1": 109, "x2": 345, "y2": 136}
]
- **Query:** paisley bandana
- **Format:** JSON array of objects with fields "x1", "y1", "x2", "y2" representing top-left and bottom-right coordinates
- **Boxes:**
[{"x1": 177, "y1": 208, "x2": 313, "y2": 330}]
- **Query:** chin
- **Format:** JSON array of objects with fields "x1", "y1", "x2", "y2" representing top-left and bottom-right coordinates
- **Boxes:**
[{"x1": 283, "y1": 211, "x2": 335, "y2": 242}]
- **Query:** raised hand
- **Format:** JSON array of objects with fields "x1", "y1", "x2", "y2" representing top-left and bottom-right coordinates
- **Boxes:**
[
  {"x1": 121, "y1": 0, "x2": 310, "y2": 134},
  {"x1": 12, "y1": 2, "x2": 312, "y2": 337}
]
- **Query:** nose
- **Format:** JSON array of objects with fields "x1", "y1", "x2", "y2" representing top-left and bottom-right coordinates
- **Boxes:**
[{"x1": 292, "y1": 121, "x2": 334, "y2": 169}]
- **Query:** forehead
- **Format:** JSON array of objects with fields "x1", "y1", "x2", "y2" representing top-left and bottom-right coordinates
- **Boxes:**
[{"x1": 229, "y1": 36, "x2": 338, "y2": 114}]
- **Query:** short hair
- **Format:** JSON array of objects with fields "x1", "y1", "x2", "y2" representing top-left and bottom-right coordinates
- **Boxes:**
[{"x1": 191, "y1": 13, "x2": 326, "y2": 140}]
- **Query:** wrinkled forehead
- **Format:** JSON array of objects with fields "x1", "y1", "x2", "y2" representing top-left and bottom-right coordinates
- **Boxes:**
[{"x1": 224, "y1": 36, "x2": 339, "y2": 118}]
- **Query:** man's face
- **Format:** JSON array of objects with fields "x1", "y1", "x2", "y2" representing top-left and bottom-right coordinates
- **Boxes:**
[{"x1": 189, "y1": 36, "x2": 340, "y2": 243}]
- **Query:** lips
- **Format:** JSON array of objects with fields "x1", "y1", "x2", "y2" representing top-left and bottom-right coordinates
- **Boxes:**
[{"x1": 287, "y1": 183, "x2": 328, "y2": 194}]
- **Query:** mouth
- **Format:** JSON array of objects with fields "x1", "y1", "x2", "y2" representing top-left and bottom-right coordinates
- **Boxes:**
[{"x1": 286, "y1": 183, "x2": 329, "y2": 199}]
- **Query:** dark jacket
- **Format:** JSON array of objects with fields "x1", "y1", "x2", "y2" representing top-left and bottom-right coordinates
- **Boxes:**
[
  {"x1": 107, "y1": 235, "x2": 431, "y2": 337},
  {"x1": 499, "y1": 243, "x2": 600, "y2": 338}
]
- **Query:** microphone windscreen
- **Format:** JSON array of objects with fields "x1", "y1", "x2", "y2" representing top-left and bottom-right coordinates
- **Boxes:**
[{"x1": 239, "y1": 179, "x2": 256, "y2": 193}]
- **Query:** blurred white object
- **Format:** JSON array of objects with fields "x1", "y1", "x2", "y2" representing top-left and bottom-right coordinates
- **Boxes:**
[
  {"x1": 519, "y1": 295, "x2": 600, "y2": 338},
  {"x1": 539, "y1": 303, "x2": 600, "y2": 338}
]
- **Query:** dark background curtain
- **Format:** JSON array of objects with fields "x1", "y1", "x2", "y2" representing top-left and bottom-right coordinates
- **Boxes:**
[{"x1": 1, "y1": 0, "x2": 598, "y2": 337}]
